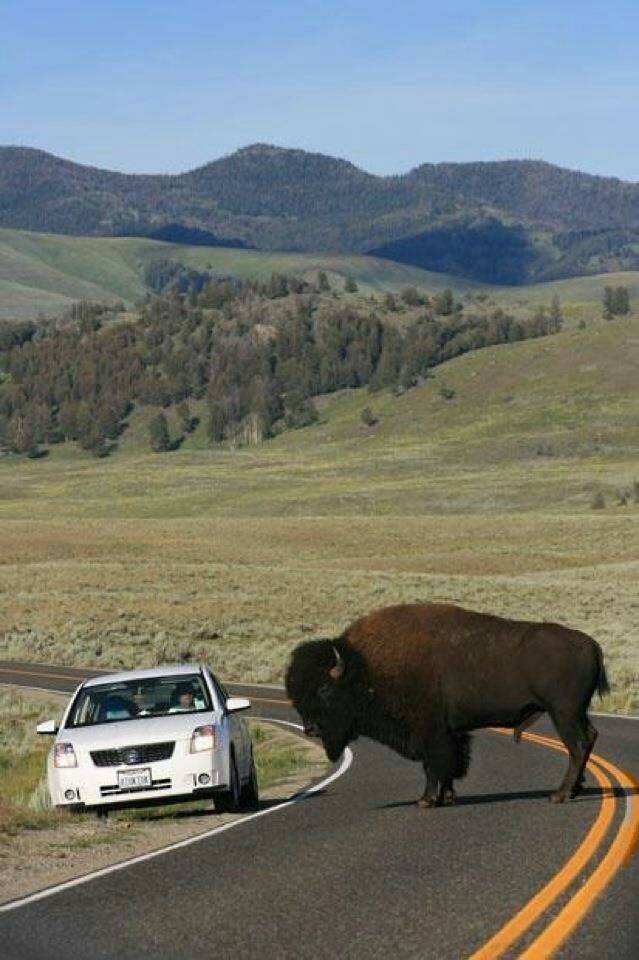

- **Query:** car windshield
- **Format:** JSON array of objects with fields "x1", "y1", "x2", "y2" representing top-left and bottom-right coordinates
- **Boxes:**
[{"x1": 66, "y1": 674, "x2": 212, "y2": 727}]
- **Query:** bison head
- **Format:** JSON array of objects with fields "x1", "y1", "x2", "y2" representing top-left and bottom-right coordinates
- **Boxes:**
[{"x1": 285, "y1": 639, "x2": 361, "y2": 762}]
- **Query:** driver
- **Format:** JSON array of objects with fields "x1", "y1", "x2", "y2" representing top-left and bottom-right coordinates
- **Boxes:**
[{"x1": 168, "y1": 683, "x2": 205, "y2": 713}]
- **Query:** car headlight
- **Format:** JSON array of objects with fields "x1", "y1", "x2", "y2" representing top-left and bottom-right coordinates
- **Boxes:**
[
  {"x1": 54, "y1": 743, "x2": 78, "y2": 768},
  {"x1": 190, "y1": 725, "x2": 216, "y2": 753}
]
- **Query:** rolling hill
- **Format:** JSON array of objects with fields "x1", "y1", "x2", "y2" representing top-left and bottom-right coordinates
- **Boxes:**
[
  {"x1": 1, "y1": 226, "x2": 638, "y2": 323},
  {"x1": 0, "y1": 227, "x2": 483, "y2": 318},
  {"x1": 2, "y1": 144, "x2": 639, "y2": 283}
]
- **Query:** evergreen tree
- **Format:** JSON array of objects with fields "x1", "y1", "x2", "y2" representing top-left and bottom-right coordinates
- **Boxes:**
[
  {"x1": 149, "y1": 412, "x2": 171, "y2": 452},
  {"x1": 614, "y1": 286, "x2": 630, "y2": 316},
  {"x1": 207, "y1": 401, "x2": 228, "y2": 443},
  {"x1": 344, "y1": 277, "x2": 358, "y2": 293},
  {"x1": 603, "y1": 286, "x2": 615, "y2": 320},
  {"x1": 317, "y1": 270, "x2": 330, "y2": 292},
  {"x1": 434, "y1": 288, "x2": 455, "y2": 316},
  {"x1": 400, "y1": 286, "x2": 421, "y2": 307},
  {"x1": 284, "y1": 389, "x2": 318, "y2": 428},
  {"x1": 603, "y1": 285, "x2": 630, "y2": 318},
  {"x1": 177, "y1": 400, "x2": 194, "y2": 434}
]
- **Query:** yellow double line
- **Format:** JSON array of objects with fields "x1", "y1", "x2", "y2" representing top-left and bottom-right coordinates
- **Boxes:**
[{"x1": 470, "y1": 729, "x2": 639, "y2": 959}]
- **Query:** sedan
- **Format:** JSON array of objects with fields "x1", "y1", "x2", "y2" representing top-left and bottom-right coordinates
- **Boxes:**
[{"x1": 37, "y1": 664, "x2": 259, "y2": 814}]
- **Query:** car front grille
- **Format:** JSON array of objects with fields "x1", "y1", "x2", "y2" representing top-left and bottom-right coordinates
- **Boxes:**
[
  {"x1": 91, "y1": 742, "x2": 175, "y2": 767},
  {"x1": 100, "y1": 778, "x2": 172, "y2": 797}
]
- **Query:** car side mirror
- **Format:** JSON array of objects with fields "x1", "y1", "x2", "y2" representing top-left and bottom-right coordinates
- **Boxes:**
[
  {"x1": 36, "y1": 719, "x2": 58, "y2": 735},
  {"x1": 226, "y1": 697, "x2": 251, "y2": 713}
]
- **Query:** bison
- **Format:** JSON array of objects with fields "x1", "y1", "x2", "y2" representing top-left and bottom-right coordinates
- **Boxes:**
[{"x1": 285, "y1": 602, "x2": 609, "y2": 807}]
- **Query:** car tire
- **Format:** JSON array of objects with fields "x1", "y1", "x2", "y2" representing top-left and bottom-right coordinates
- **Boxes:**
[
  {"x1": 215, "y1": 754, "x2": 241, "y2": 814},
  {"x1": 241, "y1": 754, "x2": 259, "y2": 811}
]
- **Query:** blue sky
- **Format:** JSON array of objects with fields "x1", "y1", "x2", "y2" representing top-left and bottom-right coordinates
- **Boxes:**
[{"x1": 2, "y1": 1, "x2": 638, "y2": 179}]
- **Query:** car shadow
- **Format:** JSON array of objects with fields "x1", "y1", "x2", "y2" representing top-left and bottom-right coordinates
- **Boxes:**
[{"x1": 124, "y1": 788, "x2": 328, "y2": 823}]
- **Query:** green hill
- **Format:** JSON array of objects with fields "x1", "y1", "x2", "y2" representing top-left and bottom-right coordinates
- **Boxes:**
[
  {"x1": 0, "y1": 227, "x2": 479, "y2": 319},
  {"x1": 2, "y1": 226, "x2": 639, "y2": 322}
]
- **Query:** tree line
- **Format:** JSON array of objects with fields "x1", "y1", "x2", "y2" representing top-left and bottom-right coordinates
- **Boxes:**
[{"x1": 0, "y1": 274, "x2": 564, "y2": 458}]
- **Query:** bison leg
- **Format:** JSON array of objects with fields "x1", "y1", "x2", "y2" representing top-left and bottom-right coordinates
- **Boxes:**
[
  {"x1": 418, "y1": 769, "x2": 441, "y2": 808},
  {"x1": 418, "y1": 732, "x2": 461, "y2": 809},
  {"x1": 549, "y1": 712, "x2": 597, "y2": 803},
  {"x1": 438, "y1": 778, "x2": 456, "y2": 806}
]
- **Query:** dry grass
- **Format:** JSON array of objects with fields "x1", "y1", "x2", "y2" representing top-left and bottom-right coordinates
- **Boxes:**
[
  {"x1": 0, "y1": 318, "x2": 637, "y2": 713},
  {"x1": 0, "y1": 514, "x2": 636, "y2": 712},
  {"x1": 0, "y1": 689, "x2": 65, "y2": 835}
]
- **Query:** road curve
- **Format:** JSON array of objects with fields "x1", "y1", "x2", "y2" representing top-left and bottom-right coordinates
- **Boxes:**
[{"x1": 0, "y1": 661, "x2": 637, "y2": 959}]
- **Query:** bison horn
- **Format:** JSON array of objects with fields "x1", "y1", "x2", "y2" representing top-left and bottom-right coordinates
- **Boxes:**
[{"x1": 329, "y1": 645, "x2": 345, "y2": 680}]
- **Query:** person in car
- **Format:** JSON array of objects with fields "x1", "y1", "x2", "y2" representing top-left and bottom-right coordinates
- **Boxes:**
[
  {"x1": 168, "y1": 683, "x2": 205, "y2": 713},
  {"x1": 102, "y1": 695, "x2": 136, "y2": 721}
]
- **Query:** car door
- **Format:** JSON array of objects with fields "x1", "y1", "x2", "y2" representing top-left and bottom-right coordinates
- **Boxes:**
[{"x1": 210, "y1": 673, "x2": 248, "y2": 778}]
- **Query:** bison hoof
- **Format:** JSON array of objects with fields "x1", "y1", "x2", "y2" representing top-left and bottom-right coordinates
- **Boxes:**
[
  {"x1": 417, "y1": 795, "x2": 439, "y2": 809},
  {"x1": 513, "y1": 731, "x2": 522, "y2": 744},
  {"x1": 440, "y1": 789, "x2": 456, "y2": 806},
  {"x1": 550, "y1": 790, "x2": 568, "y2": 804}
]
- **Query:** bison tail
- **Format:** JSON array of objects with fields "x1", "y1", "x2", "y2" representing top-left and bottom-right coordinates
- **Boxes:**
[
  {"x1": 454, "y1": 734, "x2": 472, "y2": 779},
  {"x1": 596, "y1": 645, "x2": 610, "y2": 699}
]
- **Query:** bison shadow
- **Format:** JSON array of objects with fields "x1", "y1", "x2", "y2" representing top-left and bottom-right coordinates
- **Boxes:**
[{"x1": 379, "y1": 785, "x2": 636, "y2": 810}]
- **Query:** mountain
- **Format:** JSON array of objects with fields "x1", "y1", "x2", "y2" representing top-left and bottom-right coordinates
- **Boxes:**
[{"x1": 2, "y1": 144, "x2": 639, "y2": 283}]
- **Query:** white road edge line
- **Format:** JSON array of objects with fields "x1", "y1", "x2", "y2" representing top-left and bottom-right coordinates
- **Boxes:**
[{"x1": 0, "y1": 719, "x2": 353, "y2": 915}]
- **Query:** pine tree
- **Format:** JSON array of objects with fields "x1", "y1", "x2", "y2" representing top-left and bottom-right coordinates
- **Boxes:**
[
  {"x1": 284, "y1": 389, "x2": 318, "y2": 428},
  {"x1": 400, "y1": 286, "x2": 421, "y2": 307},
  {"x1": 177, "y1": 400, "x2": 193, "y2": 434},
  {"x1": 317, "y1": 271, "x2": 330, "y2": 292},
  {"x1": 603, "y1": 287, "x2": 616, "y2": 320},
  {"x1": 614, "y1": 286, "x2": 630, "y2": 316},
  {"x1": 344, "y1": 277, "x2": 358, "y2": 293},
  {"x1": 207, "y1": 401, "x2": 228, "y2": 443},
  {"x1": 603, "y1": 285, "x2": 631, "y2": 318},
  {"x1": 435, "y1": 289, "x2": 454, "y2": 316},
  {"x1": 149, "y1": 412, "x2": 171, "y2": 452}
]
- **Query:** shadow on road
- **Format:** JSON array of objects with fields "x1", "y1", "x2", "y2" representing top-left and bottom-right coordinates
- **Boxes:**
[{"x1": 379, "y1": 785, "x2": 637, "y2": 810}]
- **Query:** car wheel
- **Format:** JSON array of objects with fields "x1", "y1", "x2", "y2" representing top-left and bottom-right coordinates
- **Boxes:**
[
  {"x1": 215, "y1": 754, "x2": 241, "y2": 814},
  {"x1": 241, "y1": 754, "x2": 259, "y2": 810}
]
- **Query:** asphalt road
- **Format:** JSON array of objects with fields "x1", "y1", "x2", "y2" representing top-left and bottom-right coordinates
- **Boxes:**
[{"x1": 0, "y1": 661, "x2": 637, "y2": 959}]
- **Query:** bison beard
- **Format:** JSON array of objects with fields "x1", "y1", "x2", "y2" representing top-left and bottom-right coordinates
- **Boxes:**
[{"x1": 285, "y1": 603, "x2": 609, "y2": 808}]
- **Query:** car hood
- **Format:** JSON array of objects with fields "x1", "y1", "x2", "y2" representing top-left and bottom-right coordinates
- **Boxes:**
[{"x1": 60, "y1": 712, "x2": 221, "y2": 748}]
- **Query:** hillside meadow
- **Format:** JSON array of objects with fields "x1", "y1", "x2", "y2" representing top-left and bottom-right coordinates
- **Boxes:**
[
  {"x1": 2, "y1": 227, "x2": 639, "y2": 326},
  {"x1": 0, "y1": 315, "x2": 637, "y2": 712}
]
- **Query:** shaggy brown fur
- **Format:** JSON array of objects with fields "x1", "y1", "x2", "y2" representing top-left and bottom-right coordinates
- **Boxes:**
[{"x1": 285, "y1": 602, "x2": 609, "y2": 807}]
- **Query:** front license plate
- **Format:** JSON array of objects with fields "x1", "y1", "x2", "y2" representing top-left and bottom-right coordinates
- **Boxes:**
[{"x1": 117, "y1": 767, "x2": 151, "y2": 790}]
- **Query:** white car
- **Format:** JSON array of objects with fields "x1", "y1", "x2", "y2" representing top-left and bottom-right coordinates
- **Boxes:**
[{"x1": 37, "y1": 664, "x2": 259, "y2": 814}]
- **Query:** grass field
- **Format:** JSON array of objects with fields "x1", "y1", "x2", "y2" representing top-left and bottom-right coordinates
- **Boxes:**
[
  {"x1": 0, "y1": 316, "x2": 637, "y2": 712},
  {"x1": 2, "y1": 227, "x2": 639, "y2": 324}
]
